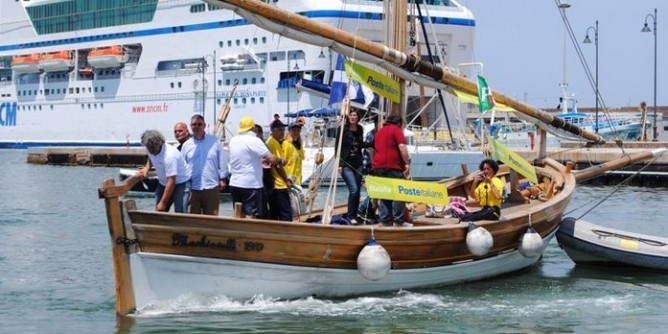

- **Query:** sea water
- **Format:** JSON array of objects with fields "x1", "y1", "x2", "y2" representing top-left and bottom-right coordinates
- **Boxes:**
[{"x1": 1, "y1": 149, "x2": 666, "y2": 333}]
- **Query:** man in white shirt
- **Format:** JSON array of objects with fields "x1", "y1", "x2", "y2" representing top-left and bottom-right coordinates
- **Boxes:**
[
  {"x1": 229, "y1": 117, "x2": 280, "y2": 218},
  {"x1": 181, "y1": 114, "x2": 229, "y2": 215},
  {"x1": 140, "y1": 130, "x2": 191, "y2": 212}
]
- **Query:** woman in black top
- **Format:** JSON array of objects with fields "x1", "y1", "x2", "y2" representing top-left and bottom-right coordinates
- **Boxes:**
[{"x1": 336, "y1": 108, "x2": 364, "y2": 224}]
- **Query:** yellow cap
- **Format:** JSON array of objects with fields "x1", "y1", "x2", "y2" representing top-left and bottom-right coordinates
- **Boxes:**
[{"x1": 238, "y1": 116, "x2": 255, "y2": 132}]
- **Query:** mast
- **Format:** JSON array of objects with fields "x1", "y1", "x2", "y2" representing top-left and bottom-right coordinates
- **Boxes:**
[
  {"x1": 387, "y1": 0, "x2": 407, "y2": 120},
  {"x1": 206, "y1": 0, "x2": 605, "y2": 144}
]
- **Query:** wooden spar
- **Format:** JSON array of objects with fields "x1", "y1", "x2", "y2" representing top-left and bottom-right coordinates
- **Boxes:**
[
  {"x1": 208, "y1": 0, "x2": 605, "y2": 144},
  {"x1": 574, "y1": 148, "x2": 667, "y2": 182},
  {"x1": 215, "y1": 79, "x2": 238, "y2": 142},
  {"x1": 99, "y1": 179, "x2": 136, "y2": 316}
]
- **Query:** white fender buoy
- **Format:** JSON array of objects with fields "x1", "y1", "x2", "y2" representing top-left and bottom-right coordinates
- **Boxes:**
[
  {"x1": 356, "y1": 239, "x2": 391, "y2": 281},
  {"x1": 466, "y1": 223, "x2": 493, "y2": 256},
  {"x1": 518, "y1": 226, "x2": 543, "y2": 258}
]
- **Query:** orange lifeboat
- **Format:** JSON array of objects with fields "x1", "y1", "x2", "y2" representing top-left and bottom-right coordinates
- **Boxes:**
[
  {"x1": 87, "y1": 45, "x2": 129, "y2": 69},
  {"x1": 38, "y1": 51, "x2": 74, "y2": 72},
  {"x1": 11, "y1": 54, "x2": 41, "y2": 74}
]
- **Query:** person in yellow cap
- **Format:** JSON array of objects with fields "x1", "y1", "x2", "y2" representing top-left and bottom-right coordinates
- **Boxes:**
[{"x1": 228, "y1": 116, "x2": 281, "y2": 218}]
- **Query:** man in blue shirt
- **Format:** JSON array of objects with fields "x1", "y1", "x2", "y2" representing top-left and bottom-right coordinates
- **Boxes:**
[{"x1": 181, "y1": 114, "x2": 229, "y2": 215}]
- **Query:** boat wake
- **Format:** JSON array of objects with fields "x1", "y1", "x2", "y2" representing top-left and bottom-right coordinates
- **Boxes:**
[{"x1": 132, "y1": 290, "x2": 455, "y2": 317}]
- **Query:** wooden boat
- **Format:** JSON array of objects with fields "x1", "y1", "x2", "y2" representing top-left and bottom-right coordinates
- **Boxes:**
[
  {"x1": 87, "y1": 45, "x2": 129, "y2": 69},
  {"x1": 11, "y1": 54, "x2": 40, "y2": 74},
  {"x1": 557, "y1": 217, "x2": 668, "y2": 270},
  {"x1": 98, "y1": 0, "x2": 666, "y2": 316},
  {"x1": 38, "y1": 51, "x2": 73, "y2": 72}
]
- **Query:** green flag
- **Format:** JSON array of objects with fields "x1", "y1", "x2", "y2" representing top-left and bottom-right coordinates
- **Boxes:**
[{"x1": 477, "y1": 75, "x2": 495, "y2": 114}]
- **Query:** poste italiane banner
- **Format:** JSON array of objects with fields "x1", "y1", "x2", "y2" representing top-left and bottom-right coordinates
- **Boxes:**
[
  {"x1": 366, "y1": 176, "x2": 449, "y2": 205},
  {"x1": 488, "y1": 135, "x2": 539, "y2": 184},
  {"x1": 344, "y1": 59, "x2": 400, "y2": 103}
]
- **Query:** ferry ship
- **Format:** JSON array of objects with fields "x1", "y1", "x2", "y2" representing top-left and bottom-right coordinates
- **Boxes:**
[{"x1": 0, "y1": 0, "x2": 475, "y2": 149}]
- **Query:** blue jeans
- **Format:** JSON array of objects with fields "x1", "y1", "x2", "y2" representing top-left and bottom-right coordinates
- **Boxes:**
[
  {"x1": 341, "y1": 166, "x2": 363, "y2": 219},
  {"x1": 373, "y1": 168, "x2": 405, "y2": 225},
  {"x1": 155, "y1": 180, "x2": 191, "y2": 213},
  {"x1": 231, "y1": 186, "x2": 263, "y2": 218}
]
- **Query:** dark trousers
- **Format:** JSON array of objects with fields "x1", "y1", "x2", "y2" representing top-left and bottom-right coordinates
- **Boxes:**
[
  {"x1": 460, "y1": 206, "x2": 501, "y2": 222},
  {"x1": 269, "y1": 188, "x2": 292, "y2": 221},
  {"x1": 230, "y1": 186, "x2": 263, "y2": 218},
  {"x1": 373, "y1": 168, "x2": 406, "y2": 225}
]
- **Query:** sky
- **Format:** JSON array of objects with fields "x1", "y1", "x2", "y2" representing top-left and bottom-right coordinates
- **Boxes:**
[{"x1": 460, "y1": 0, "x2": 666, "y2": 110}]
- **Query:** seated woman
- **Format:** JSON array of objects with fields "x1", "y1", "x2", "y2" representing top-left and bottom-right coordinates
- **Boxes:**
[{"x1": 460, "y1": 158, "x2": 504, "y2": 222}]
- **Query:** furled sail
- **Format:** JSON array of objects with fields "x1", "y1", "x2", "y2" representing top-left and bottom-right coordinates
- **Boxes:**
[{"x1": 204, "y1": 0, "x2": 605, "y2": 144}]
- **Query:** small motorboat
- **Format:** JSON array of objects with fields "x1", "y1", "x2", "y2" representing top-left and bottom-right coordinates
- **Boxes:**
[
  {"x1": 118, "y1": 168, "x2": 158, "y2": 196},
  {"x1": 557, "y1": 217, "x2": 668, "y2": 270}
]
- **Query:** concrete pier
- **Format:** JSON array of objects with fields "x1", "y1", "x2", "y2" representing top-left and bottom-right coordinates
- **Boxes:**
[
  {"x1": 25, "y1": 143, "x2": 668, "y2": 186},
  {"x1": 26, "y1": 147, "x2": 147, "y2": 167}
]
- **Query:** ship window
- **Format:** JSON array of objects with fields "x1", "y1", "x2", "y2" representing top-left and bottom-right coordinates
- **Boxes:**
[
  {"x1": 234, "y1": 98, "x2": 238, "y2": 104},
  {"x1": 50, "y1": 105, "x2": 54, "y2": 110},
  {"x1": 81, "y1": 104, "x2": 84, "y2": 109},
  {"x1": 69, "y1": 88, "x2": 73, "y2": 94},
  {"x1": 39, "y1": 105, "x2": 42, "y2": 110},
  {"x1": 226, "y1": 79, "x2": 231, "y2": 85},
  {"x1": 219, "y1": 41, "x2": 223, "y2": 48},
  {"x1": 94, "y1": 87, "x2": 98, "y2": 93},
  {"x1": 190, "y1": 4, "x2": 205, "y2": 13},
  {"x1": 227, "y1": 40, "x2": 232, "y2": 47},
  {"x1": 253, "y1": 37, "x2": 258, "y2": 45},
  {"x1": 260, "y1": 97, "x2": 265, "y2": 104},
  {"x1": 178, "y1": 82, "x2": 182, "y2": 88},
  {"x1": 261, "y1": 77, "x2": 265, "y2": 84},
  {"x1": 88, "y1": 87, "x2": 92, "y2": 93},
  {"x1": 18, "y1": 91, "x2": 21, "y2": 96},
  {"x1": 262, "y1": 37, "x2": 267, "y2": 44},
  {"x1": 34, "y1": 90, "x2": 37, "y2": 95},
  {"x1": 170, "y1": 82, "x2": 174, "y2": 88},
  {"x1": 244, "y1": 38, "x2": 249, "y2": 45},
  {"x1": 217, "y1": 79, "x2": 222, "y2": 86},
  {"x1": 101, "y1": 86, "x2": 105, "y2": 92},
  {"x1": 88, "y1": 103, "x2": 91, "y2": 109},
  {"x1": 242, "y1": 78, "x2": 248, "y2": 85},
  {"x1": 76, "y1": 87, "x2": 80, "y2": 94},
  {"x1": 251, "y1": 77, "x2": 257, "y2": 84},
  {"x1": 251, "y1": 97, "x2": 255, "y2": 104},
  {"x1": 236, "y1": 40, "x2": 240, "y2": 46},
  {"x1": 27, "y1": 0, "x2": 160, "y2": 35},
  {"x1": 242, "y1": 98, "x2": 247, "y2": 104}
]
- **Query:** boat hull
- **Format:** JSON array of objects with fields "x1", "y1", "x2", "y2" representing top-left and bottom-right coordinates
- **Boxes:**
[
  {"x1": 556, "y1": 217, "x2": 668, "y2": 270},
  {"x1": 129, "y1": 231, "x2": 555, "y2": 309}
]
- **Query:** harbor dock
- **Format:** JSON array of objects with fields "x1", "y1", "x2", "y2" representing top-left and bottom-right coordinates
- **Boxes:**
[{"x1": 26, "y1": 143, "x2": 668, "y2": 186}]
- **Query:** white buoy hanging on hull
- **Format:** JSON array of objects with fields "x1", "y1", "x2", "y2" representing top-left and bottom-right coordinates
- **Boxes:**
[
  {"x1": 518, "y1": 226, "x2": 543, "y2": 258},
  {"x1": 466, "y1": 223, "x2": 493, "y2": 256},
  {"x1": 357, "y1": 239, "x2": 391, "y2": 281}
]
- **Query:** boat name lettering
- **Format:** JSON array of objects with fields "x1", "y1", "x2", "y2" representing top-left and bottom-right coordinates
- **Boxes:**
[
  {"x1": 366, "y1": 76, "x2": 399, "y2": 96},
  {"x1": 0, "y1": 102, "x2": 18, "y2": 127},
  {"x1": 220, "y1": 90, "x2": 266, "y2": 98},
  {"x1": 397, "y1": 185, "x2": 444, "y2": 199},
  {"x1": 172, "y1": 233, "x2": 237, "y2": 251}
]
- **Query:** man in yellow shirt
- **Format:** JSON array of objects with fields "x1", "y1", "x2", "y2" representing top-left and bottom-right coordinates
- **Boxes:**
[
  {"x1": 283, "y1": 123, "x2": 305, "y2": 186},
  {"x1": 266, "y1": 120, "x2": 293, "y2": 221}
]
